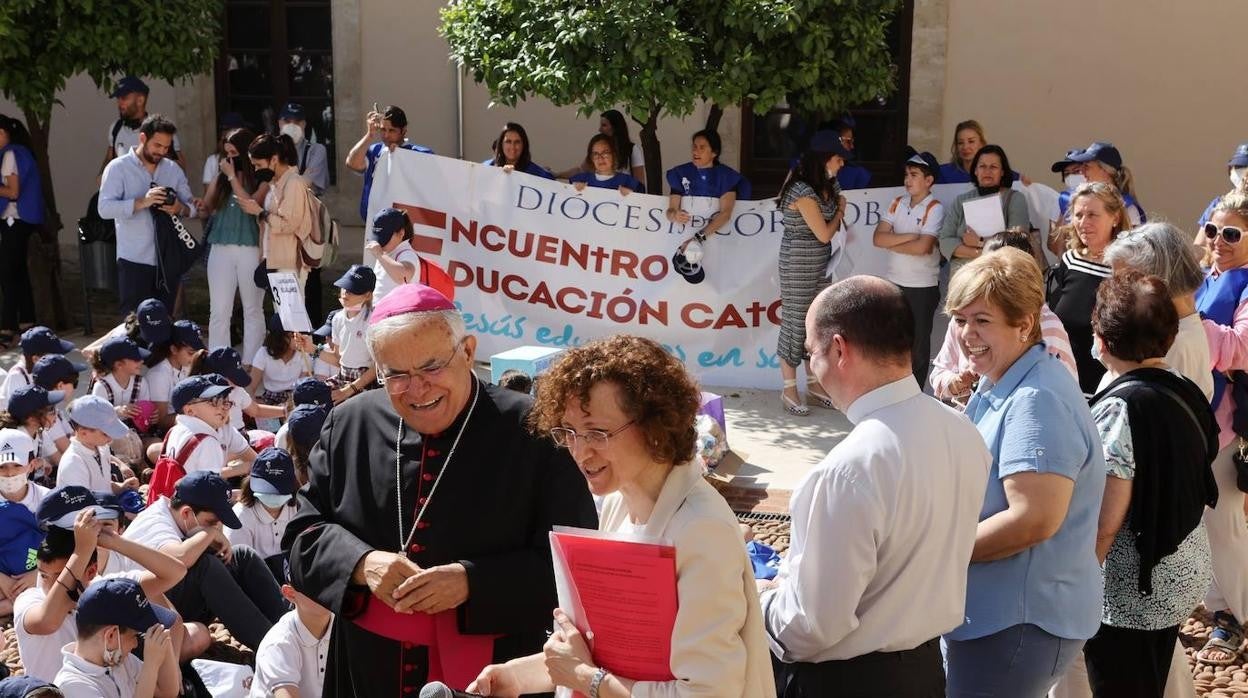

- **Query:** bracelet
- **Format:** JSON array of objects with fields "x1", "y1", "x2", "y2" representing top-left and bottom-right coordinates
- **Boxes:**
[
  {"x1": 588, "y1": 668, "x2": 609, "y2": 698},
  {"x1": 56, "y1": 576, "x2": 80, "y2": 602}
]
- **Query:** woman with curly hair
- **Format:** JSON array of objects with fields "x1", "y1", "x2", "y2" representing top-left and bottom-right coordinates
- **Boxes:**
[{"x1": 470, "y1": 334, "x2": 775, "y2": 698}]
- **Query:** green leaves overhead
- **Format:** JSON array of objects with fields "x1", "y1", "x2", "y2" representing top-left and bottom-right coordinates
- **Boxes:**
[
  {"x1": 440, "y1": 0, "x2": 901, "y2": 122},
  {"x1": 0, "y1": 0, "x2": 222, "y2": 121}
]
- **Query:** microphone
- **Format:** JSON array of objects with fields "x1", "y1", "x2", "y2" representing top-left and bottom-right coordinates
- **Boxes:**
[{"x1": 418, "y1": 681, "x2": 483, "y2": 698}]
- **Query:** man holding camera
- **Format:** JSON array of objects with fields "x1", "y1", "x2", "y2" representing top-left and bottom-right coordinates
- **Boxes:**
[{"x1": 98, "y1": 114, "x2": 201, "y2": 315}]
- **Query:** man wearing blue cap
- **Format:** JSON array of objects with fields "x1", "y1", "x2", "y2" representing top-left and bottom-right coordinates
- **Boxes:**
[
  {"x1": 345, "y1": 104, "x2": 434, "y2": 221},
  {"x1": 100, "y1": 76, "x2": 182, "y2": 173},
  {"x1": 121, "y1": 471, "x2": 287, "y2": 652},
  {"x1": 53, "y1": 576, "x2": 180, "y2": 698},
  {"x1": 277, "y1": 103, "x2": 329, "y2": 197}
]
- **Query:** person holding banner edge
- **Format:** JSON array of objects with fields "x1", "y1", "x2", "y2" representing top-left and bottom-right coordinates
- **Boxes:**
[
  {"x1": 666, "y1": 130, "x2": 750, "y2": 255},
  {"x1": 470, "y1": 334, "x2": 774, "y2": 697},
  {"x1": 775, "y1": 131, "x2": 848, "y2": 416},
  {"x1": 484, "y1": 122, "x2": 554, "y2": 179}
]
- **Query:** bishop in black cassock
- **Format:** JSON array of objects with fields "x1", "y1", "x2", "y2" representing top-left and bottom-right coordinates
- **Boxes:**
[{"x1": 284, "y1": 284, "x2": 597, "y2": 696}]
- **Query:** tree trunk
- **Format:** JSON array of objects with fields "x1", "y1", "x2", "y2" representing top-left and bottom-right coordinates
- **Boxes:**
[
  {"x1": 705, "y1": 103, "x2": 723, "y2": 133},
  {"x1": 637, "y1": 105, "x2": 663, "y2": 196},
  {"x1": 21, "y1": 107, "x2": 70, "y2": 331}
]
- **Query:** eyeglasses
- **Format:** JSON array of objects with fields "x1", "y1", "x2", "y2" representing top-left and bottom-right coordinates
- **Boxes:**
[
  {"x1": 839, "y1": 136, "x2": 855, "y2": 148},
  {"x1": 378, "y1": 338, "x2": 466, "y2": 395},
  {"x1": 590, "y1": 150, "x2": 614, "y2": 160},
  {"x1": 190, "y1": 396, "x2": 234, "y2": 409},
  {"x1": 1205, "y1": 222, "x2": 1244, "y2": 245},
  {"x1": 550, "y1": 421, "x2": 635, "y2": 450}
]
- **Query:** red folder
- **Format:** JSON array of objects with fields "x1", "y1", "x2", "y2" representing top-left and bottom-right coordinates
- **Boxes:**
[{"x1": 550, "y1": 527, "x2": 679, "y2": 693}]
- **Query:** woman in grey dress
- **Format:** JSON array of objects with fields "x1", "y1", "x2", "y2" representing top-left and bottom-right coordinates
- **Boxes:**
[{"x1": 777, "y1": 131, "x2": 849, "y2": 415}]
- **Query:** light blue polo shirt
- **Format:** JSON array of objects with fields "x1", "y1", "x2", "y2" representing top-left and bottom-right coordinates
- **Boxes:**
[{"x1": 946, "y1": 344, "x2": 1105, "y2": 642}]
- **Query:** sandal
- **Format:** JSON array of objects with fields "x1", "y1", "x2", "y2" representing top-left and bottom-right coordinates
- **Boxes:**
[
  {"x1": 807, "y1": 378, "x2": 835, "y2": 409},
  {"x1": 1197, "y1": 611, "x2": 1245, "y2": 666},
  {"x1": 782, "y1": 379, "x2": 810, "y2": 416}
]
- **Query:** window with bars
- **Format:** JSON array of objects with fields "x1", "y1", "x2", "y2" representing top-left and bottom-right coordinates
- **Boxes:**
[
  {"x1": 740, "y1": 1, "x2": 914, "y2": 198},
  {"x1": 214, "y1": 0, "x2": 337, "y2": 184}
]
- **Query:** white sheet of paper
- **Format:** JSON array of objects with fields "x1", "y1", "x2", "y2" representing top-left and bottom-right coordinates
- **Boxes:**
[
  {"x1": 266, "y1": 272, "x2": 313, "y2": 333},
  {"x1": 962, "y1": 194, "x2": 1007, "y2": 239}
]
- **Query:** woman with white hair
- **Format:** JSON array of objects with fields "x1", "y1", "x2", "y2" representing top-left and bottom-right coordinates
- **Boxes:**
[{"x1": 1102, "y1": 222, "x2": 1212, "y2": 399}]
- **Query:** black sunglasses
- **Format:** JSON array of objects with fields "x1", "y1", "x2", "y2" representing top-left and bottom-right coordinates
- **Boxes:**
[{"x1": 1206, "y1": 222, "x2": 1244, "y2": 245}]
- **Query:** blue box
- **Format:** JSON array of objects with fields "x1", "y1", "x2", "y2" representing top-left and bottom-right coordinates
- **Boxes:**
[{"x1": 490, "y1": 346, "x2": 566, "y2": 385}]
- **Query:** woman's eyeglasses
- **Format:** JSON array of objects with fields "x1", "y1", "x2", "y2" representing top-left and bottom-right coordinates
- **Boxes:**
[
  {"x1": 550, "y1": 421, "x2": 635, "y2": 449},
  {"x1": 1205, "y1": 222, "x2": 1244, "y2": 245}
]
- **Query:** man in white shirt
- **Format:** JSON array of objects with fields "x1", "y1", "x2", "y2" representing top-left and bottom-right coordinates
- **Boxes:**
[
  {"x1": 122, "y1": 471, "x2": 288, "y2": 652},
  {"x1": 53, "y1": 576, "x2": 180, "y2": 698},
  {"x1": 761, "y1": 276, "x2": 992, "y2": 697},
  {"x1": 18, "y1": 489, "x2": 188, "y2": 681}
]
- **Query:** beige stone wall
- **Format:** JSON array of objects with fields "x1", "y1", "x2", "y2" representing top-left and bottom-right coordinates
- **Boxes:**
[{"x1": 937, "y1": 0, "x2": 1245, "y2": 228}]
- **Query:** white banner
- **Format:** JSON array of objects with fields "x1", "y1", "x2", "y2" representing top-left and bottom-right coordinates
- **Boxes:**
[{"x1": 366, "y1": 150, "x2": 1055, "y2": 388}]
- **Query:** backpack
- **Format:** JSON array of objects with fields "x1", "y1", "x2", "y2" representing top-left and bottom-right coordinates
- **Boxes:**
[
  {"x1": 148, "y1": 432, "x2": 210, "y2": 506},
  {"x1": 299, "y1": 185, "x2": 340, "y2": 270}
]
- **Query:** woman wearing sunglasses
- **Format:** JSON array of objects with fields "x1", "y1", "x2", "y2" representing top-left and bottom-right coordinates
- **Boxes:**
[
  {"x1": 1192, "y1": 190, "x2": 1248, "y2": 666},
  {"x1": 470, "y1": 334, "x2": 775, "y2": 698}
]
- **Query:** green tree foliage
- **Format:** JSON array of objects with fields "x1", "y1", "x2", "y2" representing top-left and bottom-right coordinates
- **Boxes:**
[
  {"x1": 0, "y1": 0, "x2": 220, "y2": 327},
  {"x1": 442, "y1": 0, "x2": 900, "y2": 193}
]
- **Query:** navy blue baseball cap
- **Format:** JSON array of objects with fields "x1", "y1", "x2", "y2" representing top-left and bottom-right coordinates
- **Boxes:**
[
  {"x1": 0, "y1": 501, "x2": 41, "y2": 576},
  {"x1": 1066, "y1": 141, "x2": 1123, "y2": 170},
  {"x1": 37, "y1": 485, "x2": 119, "y2": 530},
  {"x1": 109, "y1": 76, "x2": 150, "y2": 99},
  {"x1": 286, "y1": 404, "x2": 329, "y2": 451},
  {"x1": 170, "y1": 375, "x2": 230, "y2": 414},
  {"x1": 136, "y1": 298, "x2": 172, "y2": 345},
  {"x1": 1050, "y1": 147, "x2": 1085, "y2": 173},
  {"x1": 77, "y1": 576, "x2": 177, "y2": 632},
  {"x1": 19, "y1": 326, "x2": 73, "y2": 356},
  {"x1": 808, "y1": 130, "x2": 853, "y2": 160},
  {"x1": 1229, "y1": 143, "x2": 1248, "y2": 168},
  {"x1": 173, "y1": 471, "x2": 242, "y2": 529},
  {"x1": 99, "y1": 337, "x2": 150, "y2": 367},
  {"x1": 278, "y1": 102, "x2": 306, "y2": 121},
  {"x1": 371, "y1": 207, "x2": 412, "y2": 245},
  {"x1": 267, "y1": 313, "x2": 287, "y2": 334},
  {"x1": 0, "y1": 676, "x2": 60, "y2": 698},
  {"x1": 7, "y1": 386, "x2": 65, "y2": 422},
  {"x1": 250, "y1": 448, "x2": 298, "y2": 495},
  {"x1": 312, "y1": 310, "x2": 336, "y2": 340},
  {"x1": 170, "y1": 319, "x2": 206, "y2": 351},
  {"x1": 334, "y1": 264, "x2": 377, "y2": 295},
  {"x1": 31, "y1": 355, "x2": 86, "y2": 389},
  {"x1": 204, "y1": 347, "x2": 251, "y2": 387},
  {"x1": 292, "y1": 377, "x2": 332, "y2": 408},
  {"x1": 904, "y1": 150, "x2": 941, "y2": 182}
]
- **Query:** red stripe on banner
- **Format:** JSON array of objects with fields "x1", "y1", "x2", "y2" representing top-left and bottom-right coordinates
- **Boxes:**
[{"x1": 393, "y1": 203, "x2": 446, "y2": 256}]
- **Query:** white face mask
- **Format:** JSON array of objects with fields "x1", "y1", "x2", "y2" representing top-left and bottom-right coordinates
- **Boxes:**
[
  {"x1": 1231, "y1": 167, "x2": 1247, "y2": 190},
  {"x1": 0, "y1": 473, "x2": 26, "y2": 496},
  {"x1": 1064, "y1": 173, "x2": 1087, "y2": 190},
  {"x1": 255, "y1": 492, "x2": 290, "y2": 509},
  {"x1": 343, "y1": 303, "x2": 364, "y2": 314},
  {"x1": 103, "y1": 627, "x2": 125, "y2": 667},
  {"x1": 1091, "y1": 336, "x2": 1105, "y2": 366},
  {"x1": 279, "y1": 122, "x2": 305, "y2": 145}
]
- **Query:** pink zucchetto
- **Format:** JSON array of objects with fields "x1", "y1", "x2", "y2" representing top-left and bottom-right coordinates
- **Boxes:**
[{"x1": 369, "y1": 284, "x2": 456, "y2": 325}]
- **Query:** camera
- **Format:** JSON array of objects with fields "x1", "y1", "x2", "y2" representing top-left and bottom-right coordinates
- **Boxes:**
[{"x1": 161, "y1": 187, "x2": 176, "y2": 207}]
